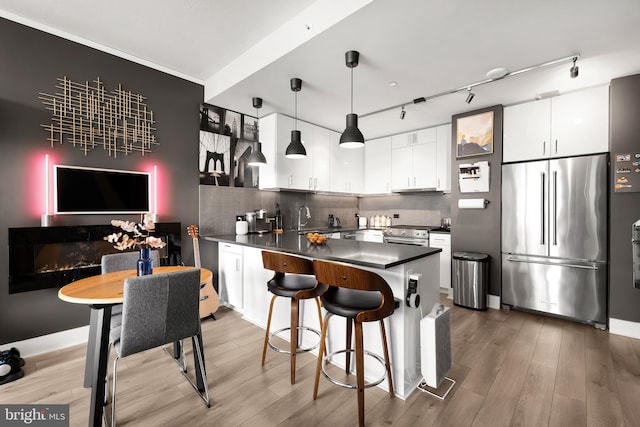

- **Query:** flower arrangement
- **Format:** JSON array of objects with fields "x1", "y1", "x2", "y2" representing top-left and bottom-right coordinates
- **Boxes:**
[{"x1": 104, "y1": 213, "x2": 167, "y2": 250}]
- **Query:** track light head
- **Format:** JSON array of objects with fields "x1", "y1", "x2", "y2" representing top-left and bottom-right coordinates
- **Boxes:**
[
  {"x1": 570, "y1": 57, "x2": 579, "y2": 78},
  {"x1": 465, "y1": 88, "x2": 475, "y2": 104},
  {"x1": 400, "y1": 106, "x2": 406, "y2": 120}
]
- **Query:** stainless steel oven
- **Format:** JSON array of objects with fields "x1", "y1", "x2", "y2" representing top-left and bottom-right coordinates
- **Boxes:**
[{"x1": 383, "y1": 226, "x2": 430, "y2": 246}]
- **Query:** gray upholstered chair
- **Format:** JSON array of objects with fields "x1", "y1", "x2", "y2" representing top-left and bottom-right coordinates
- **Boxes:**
[
  {"x1": 108, "y1": 268, "x2": 210, "y2": 426},
  {"x1": 95, "y1": 251, "x2": 162, "y2": 403},
  {"x1": 102, "y1": 250, "x2": 161, "y2": 330}
]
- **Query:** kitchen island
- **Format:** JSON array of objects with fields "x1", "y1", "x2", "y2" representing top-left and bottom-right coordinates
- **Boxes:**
[{"x1": 203, "y1": 232, "x2": 441, "y2": 399}]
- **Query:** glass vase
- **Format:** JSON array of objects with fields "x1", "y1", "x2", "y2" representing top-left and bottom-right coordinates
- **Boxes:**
[{"x1": 137, "y1": 246, "x2": 153, "y2": 276}]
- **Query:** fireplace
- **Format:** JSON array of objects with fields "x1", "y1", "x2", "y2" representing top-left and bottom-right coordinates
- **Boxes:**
[{"x1": 8, "y1": 223, "x2": 181, "y2": 293}]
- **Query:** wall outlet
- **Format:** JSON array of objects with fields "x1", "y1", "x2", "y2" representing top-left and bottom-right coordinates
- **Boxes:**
[{"x1": 393, "y1": 213, "x2": 399, "y2": 218}]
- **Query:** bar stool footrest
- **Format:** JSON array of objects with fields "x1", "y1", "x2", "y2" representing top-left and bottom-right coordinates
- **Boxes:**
[
  {"x1": 268, "y1": 326, "x2": 321, "y2": 354},
  {"x1": 321, "y1": 349, "x2": 387, "y2": 389}
]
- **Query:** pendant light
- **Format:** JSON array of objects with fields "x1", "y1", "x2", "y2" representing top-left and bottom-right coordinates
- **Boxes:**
[
  {"x1": 285, "y1": 78, "x2": 306, "y2": 159},
  {"x1": 247, "y1": 97, "x2": 267, "y2": 166},
  {"x1": 339, "y1": 50, "x2": 365, "y2": 148}
]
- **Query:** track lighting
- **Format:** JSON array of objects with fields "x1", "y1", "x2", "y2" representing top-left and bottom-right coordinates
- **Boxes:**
[
  {"x1": 569, "y1": 57, "x2": 579, "y2": 78},
  {"x1": 465, "y1": 88, "x2": 475, "y2": 104},
  {"x1": 285, "y1": 78, "x2": 306, "y2": 159},
  {"x1": 339, "y1": 50, "x2": 365, "y2": 148},
  {"x1": 361, "y1": 54, "x2": 581, "y2": 119},
  {"x1": 400, "y1": 106, "x2": 406, "y2": 120},
  {"x1": 247, "y1": 97, "x2": 267, "y2": 166}
]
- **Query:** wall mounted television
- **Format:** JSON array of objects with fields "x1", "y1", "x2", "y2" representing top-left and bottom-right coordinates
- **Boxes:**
[{"x1": 54, "y1": 165, "x2": 150, "y2": 214}]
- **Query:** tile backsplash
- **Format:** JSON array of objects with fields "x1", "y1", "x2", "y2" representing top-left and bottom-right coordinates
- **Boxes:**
[
  {"x1": 358, "y1": 193, "x2": 452, "y2": 226},
  {"x1": 199, "y1": 186, "x2": 452, "y2": 236}
]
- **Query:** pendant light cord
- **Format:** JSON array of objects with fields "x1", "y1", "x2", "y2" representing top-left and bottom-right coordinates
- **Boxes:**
[
  {"x1": 294, "y1": 90, "x2": 298, "y2": 130},
  {"x1": 350, "y1": 67, "x2": 354, "y2": 114}
]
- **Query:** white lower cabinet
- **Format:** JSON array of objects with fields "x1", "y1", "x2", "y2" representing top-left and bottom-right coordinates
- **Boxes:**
[
  {"x1": 218, "y1": 243, "x2": 244, "y2": 310},
  {"x1": 429, "y1": 233, "x2": 451, "y2": 294}
]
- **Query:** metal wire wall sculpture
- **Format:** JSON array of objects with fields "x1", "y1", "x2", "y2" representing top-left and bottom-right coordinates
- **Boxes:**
[{"x1": 40, "y1": 77, "x2": 158, "y2": 157}]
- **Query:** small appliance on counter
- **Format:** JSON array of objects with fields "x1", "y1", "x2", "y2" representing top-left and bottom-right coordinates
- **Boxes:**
[
  {"x1": 441, "y1": 218, "x2": 451, "y2": 230},
  {"x1": 328, "y1": 214, "x2": 341, "y2": 228},
  {"x1": 235, "y1": 215, "x2": 248, "y2": 235},
  {"x1": 245, "y1": 209, "x2": 271, "y2": 234}
]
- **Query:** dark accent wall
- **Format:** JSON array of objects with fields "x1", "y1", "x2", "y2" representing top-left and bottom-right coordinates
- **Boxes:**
[
  {"x1": 450, "y1": 105, "x2": 503, "y2": 296},
  {"x1": 609, "y1": 74, "x2": 640, "y2": 322},
  {"x1": 0, "y1": 17, "x2": 203, "y2": 344}
]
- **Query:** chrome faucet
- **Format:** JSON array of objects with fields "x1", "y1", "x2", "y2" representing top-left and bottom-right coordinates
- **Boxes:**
[{"x1": 298, "y1": 205, "x2": 311, "y2": 230}]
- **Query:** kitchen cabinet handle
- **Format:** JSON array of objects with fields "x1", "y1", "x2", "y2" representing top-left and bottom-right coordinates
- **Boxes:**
[
  {"x1": 552, "y1": 170, "x2": 557, "y2": 246},
  {"x1": 314, "y1": 177, "x2": 317, "y2": 189},
  {"x1": 540, "y1": 172, "x2": 545, "y2": 245},
  {"x1": 235, "y1": 259, "x2": 240, "y2": 271},
  {"x1": 554, "y1": 139, "x2": 558, "y2": 154},
  {"x1": 543, "y1": 141, "x2": 546, "y2": 156}
]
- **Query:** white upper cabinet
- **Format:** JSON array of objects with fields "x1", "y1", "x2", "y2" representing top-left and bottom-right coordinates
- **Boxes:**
[
  {"x1": 330, "y1": 133, "x2": 363, "y2": 193},
  {"x1": 391, "y1": 129, "x2": 438, "y2": 191},
  {"x1": 503, "y1": 85, "x2": 609, "y2": 162},
  {"x1": 364, "y1": 136, "x2": 392, "y2": 194},
  {"x1": 257, "y1": 113, "x2": 278, "y2": 189},
  {"x1": 551, "y1": 85, "x2": 609, "y2": 158},
  {"x1": 276, "y1": 116, "x2": 313, "y2": 190},
  {"x1": 391, "y1": 127, "x2": 437, "y2": 149},
  {"x1": 260, "y1": 113, "x2": 333, "y2": 191},
  {"x1": 503, "y1": 99, "x2": 552, "y2": 162},
  {"x1": 436, "y1": 124, "x2": 452, "y2": 192}
]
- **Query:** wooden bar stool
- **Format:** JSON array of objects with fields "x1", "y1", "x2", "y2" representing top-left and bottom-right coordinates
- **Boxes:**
[
  {"x1": 312, "y1": 259, "x2": 395, "y2": 427},
  {"x1": 261, "y1": 251, "x2": 328, "y2": 384}
]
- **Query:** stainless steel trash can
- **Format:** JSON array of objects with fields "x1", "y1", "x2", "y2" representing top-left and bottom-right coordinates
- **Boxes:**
[{"x1": 452, "y1": 252, "x2": 489, "y2": 310}]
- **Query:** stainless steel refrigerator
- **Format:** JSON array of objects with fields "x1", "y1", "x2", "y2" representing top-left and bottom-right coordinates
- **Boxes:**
[{"x1": 501, "y1": 153, "x2": 608, "y2": 328}]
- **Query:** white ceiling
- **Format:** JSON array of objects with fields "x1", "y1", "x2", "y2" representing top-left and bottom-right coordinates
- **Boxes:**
[{"x1": 2, "y1": 0, "x2": 640, "y2": 139}]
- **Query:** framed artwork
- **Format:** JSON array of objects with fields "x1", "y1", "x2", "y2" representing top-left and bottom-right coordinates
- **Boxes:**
[
  {"x1": 199, "y1": 104, "x2": 224, "y2": 134},
  {"x1": 242, "y1": 116, "x2": 258, "y2": 141},
  {"x1": 198, "y1": 103, "x2": 260, "y2": 188},
  {"x1": 454, "y1": 108, "x2": 498, "y2": 158}
]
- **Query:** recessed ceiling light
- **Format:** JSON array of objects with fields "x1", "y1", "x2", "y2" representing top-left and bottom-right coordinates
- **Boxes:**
[
  {"x1": 388, "y1": 81, "x2": 398, "y2": 87},
  {"x1": 486, "y1": 67, "x2": 509, "y2": 79}
]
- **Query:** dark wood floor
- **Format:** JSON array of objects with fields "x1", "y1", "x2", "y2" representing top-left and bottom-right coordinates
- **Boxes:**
[{"x1": 3, "y1": 295, "x2": 640, "y2": 426}]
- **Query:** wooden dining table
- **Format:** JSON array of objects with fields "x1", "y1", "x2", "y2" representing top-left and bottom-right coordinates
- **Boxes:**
[{"x1": 58, "y1": 266, "x2": 212, "y2": 427}]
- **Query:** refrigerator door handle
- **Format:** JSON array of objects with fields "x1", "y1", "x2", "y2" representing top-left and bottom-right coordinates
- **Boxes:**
[
  {"x1": 506, "y1": 255, "x2": 599, "y2": 270},
  {"x1": 540, "y1": 172, "x2": 546, "y2": 245},
  {"x1": 552, "y1": 170, "x2": 558, "y2": 246}
]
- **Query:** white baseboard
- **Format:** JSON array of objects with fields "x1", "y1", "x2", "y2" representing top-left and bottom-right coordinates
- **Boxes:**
[
  {"x1": 609, "y1": 318, "x2": 640, "y2": 340},
  {"x1": 487, "y1": 294, "x2": 501, "y2": 310},
  {"x1": 1, "y1": 326, "x2": 89, "y2": 358}
]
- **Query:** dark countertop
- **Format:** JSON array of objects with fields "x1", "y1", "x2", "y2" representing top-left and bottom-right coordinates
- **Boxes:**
[{"x1": 203, "y1": 231, "x2": 441, "y2": 269}]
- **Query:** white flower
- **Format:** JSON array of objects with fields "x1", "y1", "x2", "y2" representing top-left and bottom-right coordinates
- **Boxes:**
[{"x1": 104, "y1": 214, "x2": 166, "y2": 250}]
